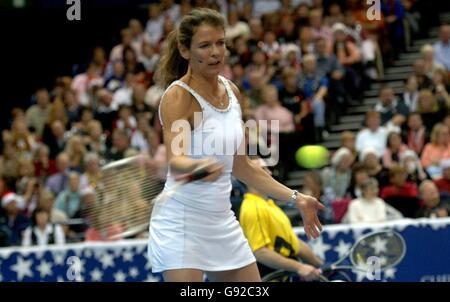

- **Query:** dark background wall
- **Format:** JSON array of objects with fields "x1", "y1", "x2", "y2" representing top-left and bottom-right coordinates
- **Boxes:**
[
  {"x1": 0, "y1": 0, "x2": 154, "y2": 130},
  {"x1": 0, "y1": 0, "x2": 448, "y2": 130}
]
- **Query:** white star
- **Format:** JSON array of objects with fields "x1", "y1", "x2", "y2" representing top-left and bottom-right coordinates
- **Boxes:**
[
  {"x1": 352, "y1": 228, "x2": 368, "y2": 241},
  {"x1": 11, "y1": 257, "x2": 33, "y2": 281},
  {"x1": 308, "y1": 237, "x2": 331, "y2": 259},
  {"x1": 334, "y1": 240, "x2": 352, "y2": 258},
  {"x1": 114, "y1": 248, "x2": 125, "y2": 257},
  {"x1": 74, "y1": 249, "x2": 82, "y2": 258},
  {"x1": 0, "y1": 274, "x2": 3, "y2": 282},
  {"x1": 326, "y1": 228, "x2": 341, "y2": 240},
  {"x1": 144, "y1": 274, "x2": 161, "y2": 282},
  {"x1": 129, "y1": 267, "x2": 139, "y2": 278},
  {"x1": 36, "y1": 260, "x2": 53, "y2": 278},
  {"x1": 135, "y1": 245, "x2": 146, "y2": 254},
  {"x1": 122, "y1": 250, "x2": 134, "y2": 262},
  {"x1": 57, "y1": 276, "x2": 65, "y2": 282},
  {"x1": 35, "y1": 251, "x2": 44, "y2": 259},
  {"x1": 384, "y1": 267, "x2": 397, "y2": 280},
  {"x1": 53, "y1": 252, "x2": 66, "y2": 265},
  {"x1": 370, "y1": 237, "x2": 388, "y2": 254},
  {"x1": 90, "y1": 268, "x2": 103, "y2": 282},
  {"x1": 100, "y1": 253, "x2": 115, "y2": 269},
  {"x1": 83, "y1": 250, "x2": 93, "y2": 258},
  {"x1": 378, "y1": 256, "x2": 388, "y2": 266},
  {"x1": 353, "y1": 269, "x2": 368, "y2": 282},
  {"x1": 429, "y1": 221, "x2": 447, "y2": 230},
  {"x1": 392, "y1": 221, "x2": 410, "y2": 232},
  {"x1": 114, "y1": 270, "x2": 126, "y2": 282}
]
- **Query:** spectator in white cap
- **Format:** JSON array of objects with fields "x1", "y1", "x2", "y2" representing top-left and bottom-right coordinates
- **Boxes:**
[
  {"x1": 433, "y1": 159, "x2": 450, "y2": 196},
  {"x1": 360, "y1": 147, "x2": 390, "y2": 189},
  {"x1": 400, "y1": 149, "x2": 428, "y2": 186},
  {"x1": 321, "y1": 147, "x2": 354, "y2": 199},
  {"x1": 0, "y1": 193, "x2": 30, "y2": 246}
]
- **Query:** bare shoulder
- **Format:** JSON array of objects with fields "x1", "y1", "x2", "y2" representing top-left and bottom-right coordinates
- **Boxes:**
[
  {"x1": 159, "y1": 84, "x2": 192, "y2": 123},
  {"x1": 226, "y1": 79, "x2": 243, "y2": 103}
]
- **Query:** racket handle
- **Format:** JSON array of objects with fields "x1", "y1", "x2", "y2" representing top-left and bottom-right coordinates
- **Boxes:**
[
  {"x1": 320, "y1": 264, "x2": 333, "y2": 273},
  {"x1": 173, "y1": 167, "x2": 211, "y2": 182},
  {"x1": 189, "y1": 168, "x2": 211, "y2": 181}
]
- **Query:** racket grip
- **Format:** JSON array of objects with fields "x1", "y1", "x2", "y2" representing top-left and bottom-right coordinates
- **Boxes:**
[
  {"x1": 174, "y1": 167, "x2": 211, "y2": 182},
  {"x1": 320, "y1": 264, "x2": 333, "y2": 273},
  {"x1": 189, "y1": 168, "x2": 211, "y2": 181}
]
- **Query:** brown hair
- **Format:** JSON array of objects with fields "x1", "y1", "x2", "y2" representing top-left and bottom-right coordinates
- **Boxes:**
[
  {"x1": 417, "y1": 89, "x2": 437, "y2": 113},
  {"x1": 365, "y1": 111, "x2": 381, "y2": 120},
  {"x1": 389, "y1": 164, "x2": 407, "y2": 179},
  {"x1": 340, "y1": 131, "x2": 355, "y2": 145},
  {"x1": 154, "y1": 8, "x2": 227, "y2": 88}
]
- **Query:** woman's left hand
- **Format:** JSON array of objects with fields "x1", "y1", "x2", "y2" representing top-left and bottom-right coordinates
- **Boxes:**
[{"x1": 295, "y1": 193, "x2": 325, "y2": 239}]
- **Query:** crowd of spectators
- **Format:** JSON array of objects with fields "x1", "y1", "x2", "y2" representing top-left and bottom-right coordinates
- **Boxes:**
[{"x1": 1, "y1": 0, "x2": 449, "y2": 248}]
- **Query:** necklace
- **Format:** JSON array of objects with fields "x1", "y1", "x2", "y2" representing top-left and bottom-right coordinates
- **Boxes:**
[
  {"x1": 186, "y1": 75, "x2": 231, "y2": 112},
  {"x1": 194, "y1": 80, "x2": 230, "y2": 110}
]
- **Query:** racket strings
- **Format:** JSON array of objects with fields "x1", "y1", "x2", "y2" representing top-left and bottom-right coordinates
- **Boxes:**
[{"x1": 85, "y1": 155, "x2": 167, "y2": 239}]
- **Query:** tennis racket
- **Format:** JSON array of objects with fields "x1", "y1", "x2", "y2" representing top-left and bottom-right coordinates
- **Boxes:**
[
  {"x1": 82, "y1": 154, "x2": 219, "y2": 241},
  {"x1": 261, "y1": 230, "x2": 406, "y2": 282},
  {"x1": 322, "y1": 230, "x2": 406, "y2": 274}
]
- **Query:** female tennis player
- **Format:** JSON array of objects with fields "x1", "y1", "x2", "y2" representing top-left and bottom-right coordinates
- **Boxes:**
[{"x1": 148, "y1": 8, "x2": 324, "y2": 282}]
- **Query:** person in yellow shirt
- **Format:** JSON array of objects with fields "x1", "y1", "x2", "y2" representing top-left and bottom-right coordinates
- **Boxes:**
[{"x1": 240, "y1": 159, "x2": 324, "y2": 281}]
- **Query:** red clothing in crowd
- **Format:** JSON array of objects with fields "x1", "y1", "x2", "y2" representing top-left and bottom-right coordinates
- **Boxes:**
[
  {"x1": 381, "y1": 182, "x2": 419, "y2": 199},
  {"x1": 434, "y1": 178, "x2": 450, "y2": 194}
]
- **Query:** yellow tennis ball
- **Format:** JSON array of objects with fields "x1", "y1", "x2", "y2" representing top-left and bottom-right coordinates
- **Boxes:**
[{"x1": 295, "y1": 145, "x2": 329, "y2": 169}]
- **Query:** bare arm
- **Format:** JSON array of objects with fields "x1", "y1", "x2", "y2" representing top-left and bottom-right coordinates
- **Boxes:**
[
  {"x1": 297, "y1": 239, "x2": 324, "y2": 267},
  {"x1": 314, "y1": 86, "x2": 328, "y2": 102},
  {"x1": 228, "y1": 81, "x2": 325, "y2": 239},
  {"x1": 159, "y1": 86, "x2": 222, "y2": 177},
  {"x1": 255, "y1": 247, "x2": 322, "y2": 280}
]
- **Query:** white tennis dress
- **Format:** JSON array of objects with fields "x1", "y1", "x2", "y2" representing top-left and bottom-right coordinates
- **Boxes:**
[{"x1": 148, "y1": 75, "x2": 256, "y2": 273}]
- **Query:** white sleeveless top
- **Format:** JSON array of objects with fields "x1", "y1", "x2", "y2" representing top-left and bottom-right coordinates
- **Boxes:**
[{"x1": 158, "y1": 75, "x2": 244, "y2": 212}]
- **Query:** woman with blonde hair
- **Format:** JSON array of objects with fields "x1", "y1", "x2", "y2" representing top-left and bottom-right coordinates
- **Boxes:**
[
  {"x1": 421, "y1": 44, "x2": 444, "y2": 78},
  {"x1": 10, "y1": 117, "x2": 37, "y2": 159},
  {"x1": 64, "y1": 135, "x2": 87, "y2": 173},
  {"x1": 421, "y1": 123, "x2": 450, "y2": 178}
]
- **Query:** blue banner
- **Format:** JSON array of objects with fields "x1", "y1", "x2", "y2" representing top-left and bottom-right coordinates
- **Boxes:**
[
  {"x1": 295, "y1": 218, "x2": 450, "y2": 282},
  {"x1": 0, "y1": 218, "x2": 449, "y2": 282}
]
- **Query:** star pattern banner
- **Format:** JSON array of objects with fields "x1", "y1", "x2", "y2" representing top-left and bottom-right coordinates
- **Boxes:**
[
  {"x1": 295, "y1": 218, "x2": 450, "y2": 282},
  {"x1": 0, "y1": 218, "x2": 449, "y2": 282}
]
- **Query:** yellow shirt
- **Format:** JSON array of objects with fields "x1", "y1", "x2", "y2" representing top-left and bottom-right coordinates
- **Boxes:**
[{"x1": 239, "y1": 193, "x2": 300, "y2": 258}]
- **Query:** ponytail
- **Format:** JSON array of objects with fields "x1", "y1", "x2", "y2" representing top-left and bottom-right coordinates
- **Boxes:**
[{"x1": 154, "y1": 30, "x2": 188, "y2": 88}]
